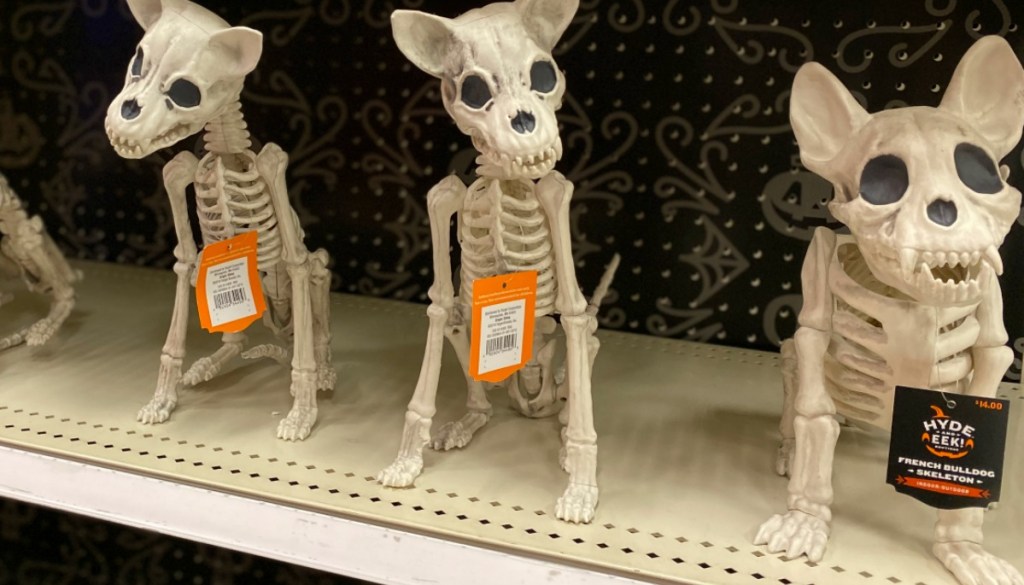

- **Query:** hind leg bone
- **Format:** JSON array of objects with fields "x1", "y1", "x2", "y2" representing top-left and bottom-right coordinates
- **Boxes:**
[{"x1": 431, "y1": 305, "x2": 492, "y2": 451}]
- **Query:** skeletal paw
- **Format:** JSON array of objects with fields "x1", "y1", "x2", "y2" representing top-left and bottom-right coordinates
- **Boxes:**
[
  {"x1": 182, "y1": 357, "x2": 221, "y2": 387},
  {"x1": 376, "y1": 456, "x2": 423, "y2": 488},
  {"x1": 934, "y1": 542, "x2": 1024, "y2": 585},
  {"x1": 430, "y1": 412, "x2": 488, "y2": 451},
  {"x1": 555, "y1": 483, "x2": 598, "y2": 524},
  {"x1": 316, "y1": 364, "x2": 337, "y2": 391},
  {"x1": 754, "y1": 510, "x2": 830, "y2": 561},
  {"x1": 0, "y1": 331, "x2": 24, "y2": 351},
  {"x1": 775, "y1": 439, "x2": 794, "y2": 477},
  {"x1": 276, "y1": 406, "x2": 316, "y2": 441},
  {"x1": 25, "y1": 319, "x2": 57, "y2": 346},
  {"x1": 137, "y1": 396, "x2": 177, "y2": 425},
  {"x1": 431, "y1": 421, "x2": 474, "y2": 451}
]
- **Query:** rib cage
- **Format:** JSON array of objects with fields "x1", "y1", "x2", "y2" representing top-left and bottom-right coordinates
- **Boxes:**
[
  {"x1": 825, "y1": 244, "x2": 978, "y2": 426},
  {"x1": 194, "y1": 151, "x2": 282, "y2": 271},
  {"x1": 459, "y1": 178, "x2": 557, "y2": 316}
]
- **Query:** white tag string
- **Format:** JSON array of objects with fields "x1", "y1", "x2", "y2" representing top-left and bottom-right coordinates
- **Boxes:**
[{"x1": 939, "y1": 391, "x2": 957, "y2": 410}]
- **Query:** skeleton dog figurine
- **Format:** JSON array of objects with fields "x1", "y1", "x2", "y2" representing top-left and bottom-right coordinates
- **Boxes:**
[
  {"x1": 105, "y1": 0, "x2": 334, "y2": 440},
  {"x1": 756, "y1": 36, "x2": 1024, "y2": 584},
  {"x1": 0, "y1": 172, "x2": 80, "y2": 350},
  {"x1": 378, "y1": 0, "x2": 615, "y2": 524}
]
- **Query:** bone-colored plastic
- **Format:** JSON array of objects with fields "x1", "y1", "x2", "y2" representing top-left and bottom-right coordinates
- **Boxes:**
[
  {"x1": 0, "y1": 172, "x2": 81, "y2": 350},
  {"x1": 756, "y1": 35, "x2": 1024, "y2": 585},
  {"x1": 379, "y1": 0, "x2": 620, "y2": 524},
  {"x1": 104, "y1": 0, "x2": 334, "y2": 441}
]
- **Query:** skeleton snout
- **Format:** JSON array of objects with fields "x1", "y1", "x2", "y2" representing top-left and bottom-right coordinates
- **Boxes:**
[
  {"x1": 927, "y1": 199, "x2": 958, "y2": 227},
  {"x1": 511, "y1": 110, "x2": 536, "y2": 134},
  {"x1": 121, "y1": 99, "x2": 142, "y2": 120}
]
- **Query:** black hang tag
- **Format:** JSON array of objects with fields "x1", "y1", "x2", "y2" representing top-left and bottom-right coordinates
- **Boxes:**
[{"x1": 887, "y1": 386, "x2": 1009, "y2": 509}]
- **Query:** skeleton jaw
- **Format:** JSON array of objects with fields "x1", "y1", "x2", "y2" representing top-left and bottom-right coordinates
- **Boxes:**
[
  {"x1": 877, "y1": 244, "x2": 1001, "y2": 304},
  {"x1": 106, "y1": 122, "x2": 200, "y2": 159},
  {"x1": 473, "y1": 135, "x2": 562, "y2": 180}
]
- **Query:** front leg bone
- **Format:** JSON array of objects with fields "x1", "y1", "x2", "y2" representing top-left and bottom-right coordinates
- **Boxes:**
[
  {"x1": 755, "y1": 327, "x2": 837, "y2": 561},
  {"x1": 309, "y1": 248, "x2": 336, "y2": 391},
  {"x1": 379, "y1": 175, "x2": 466, "y2": 486},
  {"x1": 537, "y1": 171, "x2": 599, "y2": 524},
  {"x1": 777, "y1": 338, "x2": 798, "y2": 476},
  {"x1": 257, "y1": 143, "x2": 320, "y2": 441},
  {"x1": 139, "y1": 151, "x2": 200, "y2": 425},
  {"x1": 932, "y1": 299, "x2": 1020, "y2": 585}
]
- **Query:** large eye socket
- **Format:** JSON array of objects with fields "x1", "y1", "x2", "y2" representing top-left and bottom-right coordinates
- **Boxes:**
[
  {"x1": 460, "y1": 75, "x2": 491, "y2": 109},
  {"x1": 859, "y1": 155, "x2": 909, "y2": 205},
  {"x1": 131, "y1": 48, "x2": 144, "y2": 77},
  {"x1": 955, "y1": 143, "x2": 1002, "y2": 194},
  {"x1": 167, "y1": 79, "x2": 201, "y2": 108},
  {"x1": 530, "y1": 60, "x2": 557, "y2": 93}
]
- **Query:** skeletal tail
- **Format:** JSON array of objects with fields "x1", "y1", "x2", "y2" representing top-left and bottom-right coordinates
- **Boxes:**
[
  {"x1": 241, "y1": 344, "x2": 291, "y2": 365},
  {"x1": 586, "y1": 253, "x2": 621, "y2": 317}
]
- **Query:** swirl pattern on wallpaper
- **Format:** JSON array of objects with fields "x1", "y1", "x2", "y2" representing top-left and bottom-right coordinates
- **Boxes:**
[
  {"x1": 3, "y1": 0, "x2": 1024, "y2": 352},
  {"x1": 2, "y1": 2, "x2": 1024, "y2": 330}
]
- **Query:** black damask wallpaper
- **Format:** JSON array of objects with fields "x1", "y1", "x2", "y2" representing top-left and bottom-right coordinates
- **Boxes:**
[
  {"x1": 3, "y1": 0, "x2": 1024, "y2": 360},
  {"x1": 3, "y1": 0, "x2": 1024, "y2": 580}
]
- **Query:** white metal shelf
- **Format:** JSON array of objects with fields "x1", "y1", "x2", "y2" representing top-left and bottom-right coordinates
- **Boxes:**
[{"x1": 0, "y1": 261, "x2": 1021, "y2": 585}]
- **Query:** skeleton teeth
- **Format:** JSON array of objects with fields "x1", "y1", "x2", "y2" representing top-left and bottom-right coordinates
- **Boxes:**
[
  {"x1": 898, "y1": 248, "x2": 918, "y2": 281},
  {"x1": 984, "y1": 245, "x2": 1004, "y2": 275},
  {"x1": 959, "y1": 252, "x2": 971, "y2": 267},
  {"x1": 970, "y1": 251, "x2": 981, "y2": 265},
  {"x1": 921, "y1": 251, "x2": 935, "y2": 266},
  {"x1": 967, "y1": 279, "x2": 981, "y2": 298}
]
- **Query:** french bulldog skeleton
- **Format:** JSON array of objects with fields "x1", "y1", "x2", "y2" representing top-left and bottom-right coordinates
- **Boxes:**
[
  {"x1": 0, "y1": 173, "x2": 80, "y2": 350},
  {"x1": 105, "y1": 0, "x2": 334, "y2": 440},
  {"x1": 756, "y1": 36, "x2": 1024, "y2": 585},
  {"x1": 378, "y1": 0, "x2": 618, "y2": 524}
]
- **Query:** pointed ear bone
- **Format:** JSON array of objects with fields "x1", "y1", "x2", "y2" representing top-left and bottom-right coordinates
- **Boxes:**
[
  {"x1": 126, "y1": 0, "x2": 164, "y2": 30},
  {"x1": 208, "y1": 27, "x2": 263, "y2": 78},
  {"x1": 789, "y1": 62, "x2": 870, "y2": 175},
  {"x1": 941, "y1": 35, "x2": 1024, "y2": 159},
  {"x1": 516, "y1": 0, "x2": 578, "y2": 52},
  {"x1": 391, "y1": 10, "x2": 456, "y2": 78}
]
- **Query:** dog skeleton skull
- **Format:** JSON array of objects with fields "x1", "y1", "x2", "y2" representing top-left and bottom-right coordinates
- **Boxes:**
[
  {"x1": 800, "y1": 67, "x2": 1021, "y2": 307},
  {"x1": 756, "y1": 36, "x2": 1024, "y2": 585},
  {"x1": 392, "y1": 0, "x2": 570, "y2": 179},
  {"x1": 104, "y1": 0, "x2": 335, "y2": 441},
  {"x1": 105, "y1": 0, "x2": 262, "y2": 159},
  {"x1": 379, "y1": 0, "x2": 619, "y2": 525}
]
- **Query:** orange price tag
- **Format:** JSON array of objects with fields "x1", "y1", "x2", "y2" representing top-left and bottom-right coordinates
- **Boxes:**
[
  {"x1": 469, "y1": 271, "x2": 537, "y2": 383},
  {"x1": 196, "y1": 231, "x2": 266, "y2": 334}
]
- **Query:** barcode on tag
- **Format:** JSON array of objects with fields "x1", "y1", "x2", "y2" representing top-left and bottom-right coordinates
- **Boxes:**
[
  {"x1": 205, "y1": 257, "x2": 258, "y2": 327},
  {"x1": 213, "y1": 288, "x2": 248, "y2": 310},
  {"x1": 486, "y1": 333, "x2": 518, "y2": 356},
  {"x1": 477, "y1": 298, "x2": 526, "y2": 374}
]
